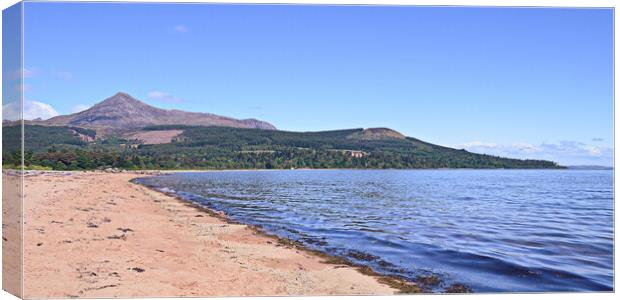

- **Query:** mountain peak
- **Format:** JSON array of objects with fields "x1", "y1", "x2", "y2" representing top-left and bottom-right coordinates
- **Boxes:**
[
  {"x1": 94, "y1": 92, "x2": 146, "y2": 108},
  {"x1": 107, "y1": 91, "x2": 135, "y2": 101},
  {"x1": 41, "y1": 92, "x2": 277, "y2": 132}
]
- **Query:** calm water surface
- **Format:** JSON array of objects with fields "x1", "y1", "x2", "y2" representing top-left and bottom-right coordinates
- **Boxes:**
[{"x1": 135, "y1": 169, "x2": 613, "y2": 292}]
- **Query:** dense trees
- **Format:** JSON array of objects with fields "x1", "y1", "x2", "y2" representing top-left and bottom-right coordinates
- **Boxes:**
[
  {"x1": 3, "y1": 125, "x2": 96, "y2": 153},
  {"x1": 2, "y1": 125, "x2": 563, "y2": 170}
]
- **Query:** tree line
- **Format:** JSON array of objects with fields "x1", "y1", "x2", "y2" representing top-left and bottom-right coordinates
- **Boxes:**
[{"x1": 2, "y1": 125, "x2": 564, "y2": 170}]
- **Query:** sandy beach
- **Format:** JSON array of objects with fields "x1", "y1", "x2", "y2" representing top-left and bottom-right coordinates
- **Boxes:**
[
  {"x1": 7, "y1": 171, "x2": 411, "y2": 298},
  {"x1": 2, "y1": 173, "x2": 22, "y2": 298}
]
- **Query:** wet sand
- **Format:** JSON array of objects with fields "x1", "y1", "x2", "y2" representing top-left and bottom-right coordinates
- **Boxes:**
[{"x1": 14, "y1": 171, "x2": 404, "y2": 298}]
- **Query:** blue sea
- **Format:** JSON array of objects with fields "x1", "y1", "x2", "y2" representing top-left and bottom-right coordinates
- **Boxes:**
[{"x1": 134, "y1": 169, "x2": 613, "y2": 292}]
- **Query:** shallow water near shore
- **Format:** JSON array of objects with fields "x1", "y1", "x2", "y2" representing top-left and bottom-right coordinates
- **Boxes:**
[{"x1": 134, "y1": 169, "x2": 613, "y2": 292}]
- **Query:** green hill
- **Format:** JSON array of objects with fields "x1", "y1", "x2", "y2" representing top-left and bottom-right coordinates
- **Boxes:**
[{"x1": 2, "y1": 124, "x2": 563, "y2": 170}]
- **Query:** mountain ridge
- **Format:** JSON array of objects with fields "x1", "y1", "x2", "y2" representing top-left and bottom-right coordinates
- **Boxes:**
[
  {"x1": 29, "y1": 92, "x2": 277, "y2": 133},
  {"x1": 1, "y1": 92, "x2": 565, "y2": 170},
  {"x1": 2, "y1": 124, "x2": 564, "y2": 170}
]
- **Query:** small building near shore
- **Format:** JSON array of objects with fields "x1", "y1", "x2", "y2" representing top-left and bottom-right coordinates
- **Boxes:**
[{"x1": 348, "y1": 150, "x2": 365, "y2": 158}]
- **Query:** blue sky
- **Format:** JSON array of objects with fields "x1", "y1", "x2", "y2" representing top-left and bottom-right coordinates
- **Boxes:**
[{"x1": 4, "y1": 2, "x2": 614, "y2": 166}]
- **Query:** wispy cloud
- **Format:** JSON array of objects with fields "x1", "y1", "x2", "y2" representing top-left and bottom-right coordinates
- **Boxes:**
[
  {"x1": 457, "y1": 140, "x2": 613, "y2": 166},
  {"x1": 2, "y1": 100, "x2": 59, "y2": 121},
  {"x1": 147, "y1": 91, "x2": 184, "y2": 103},
  {"x1": 6, "y1": 67, "x2": 72, "y2": 81},
  {"x1": 22, "y1": 67, "x2": 38, "y2": 78},
  {"x1": 5, "y1": 67, "x2": 38, "y2": 80},
  {"x1": 173, "y1": 24, "x2": 188, "y2": 33},
  {"x1": 458, "y1": 141, "x2": 541, "y2": 155}
]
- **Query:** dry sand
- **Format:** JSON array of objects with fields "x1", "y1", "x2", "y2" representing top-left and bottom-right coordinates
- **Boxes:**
[
  {"x1": 2, "y1": 173, "x2": 22, "y2": 297},
  {"x1": 10, "y1": 171, "x2": 403, "y2": 298}
]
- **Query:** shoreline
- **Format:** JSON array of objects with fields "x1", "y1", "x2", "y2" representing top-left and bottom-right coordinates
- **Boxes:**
[
  {"x1": 4, "y1": 166, "x2": 583, "y2": 176},
  {"x1": 15, "y1": 171, "x2": 405, "y2": 297},
  {"x1": 156, "y1": 167, "x2": 574, "y2": 172},
  {"x1": 133, "y1": 178, "x2": 425, "y2": 294}
]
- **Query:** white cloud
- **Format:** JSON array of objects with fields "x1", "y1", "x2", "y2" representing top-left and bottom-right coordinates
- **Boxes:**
[
  {"x1": 5, "y1": 67, "x2": 38, "y2": 80},
  {"x1": 71, "y1": 104, "x2": 91, "y2": 113},
  {"x1": 23, "y1": 67, "x2": 38, "y2": 78},
  {"x1": 173, "y1": 25, "x2": 188, "y2": 33},
  {"x1": 458, "y1": 141, "x2": 541, "y2": 155},
  {"x1": 2, "y1": 100, "x2": 59, "y2": 121},
  {"x1": 457, "y1": 140, "x2": 613, "y2": 166},
  {"x1": 5, "y1": 68, "x2": 72, "y2": 81},
  {"x1": 147, "y1": 91, "x2": 184, "y2": 103}
]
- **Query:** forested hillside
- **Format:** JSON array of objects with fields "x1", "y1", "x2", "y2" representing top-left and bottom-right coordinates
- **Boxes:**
[{"x1": 2, "y1": 125, "x2": 563, "y2": 170}]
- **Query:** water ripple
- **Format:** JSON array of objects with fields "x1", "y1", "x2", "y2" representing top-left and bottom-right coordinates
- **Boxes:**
[{"x1": 135, "y1": 169, "x2": 613, "y2": 292}]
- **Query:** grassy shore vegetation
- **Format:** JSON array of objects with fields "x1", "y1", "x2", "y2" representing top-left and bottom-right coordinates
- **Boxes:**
[{"x1": 3, "y1": 125, "x2": 563, "y2": 170}]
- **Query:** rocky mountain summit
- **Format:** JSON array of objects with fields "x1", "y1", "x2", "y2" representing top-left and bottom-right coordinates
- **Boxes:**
[{"x1": 36, "y1": 92, "x2": 276, "y2": 132}]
